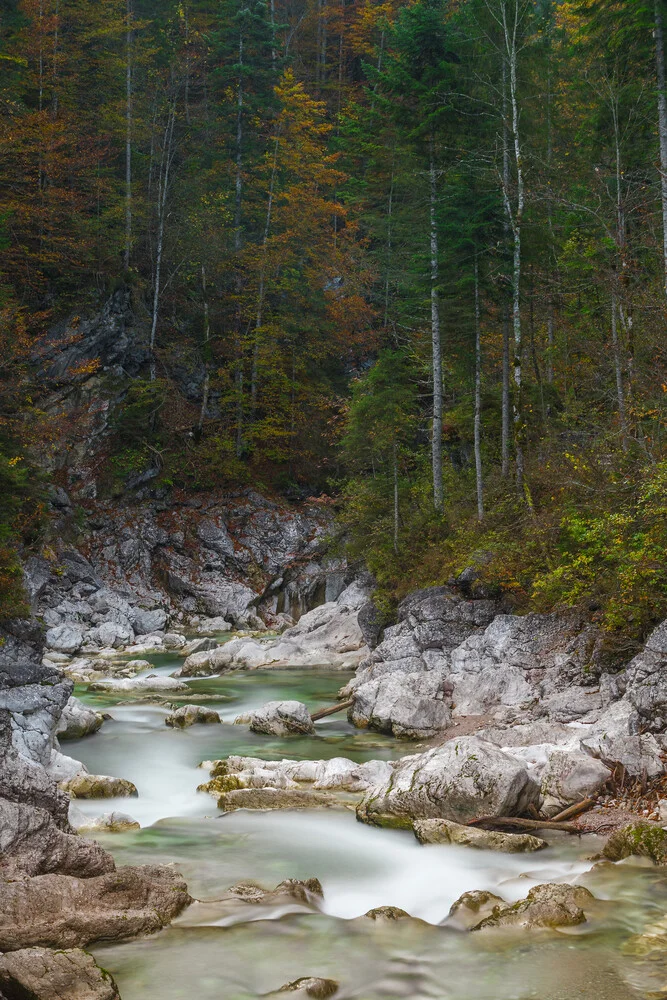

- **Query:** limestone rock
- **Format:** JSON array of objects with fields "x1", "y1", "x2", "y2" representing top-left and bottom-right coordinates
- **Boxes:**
[
  {"x1": 273, "y1": 978, "x2": 339, "y2": 998},
  {"x1": 61, "y1": 774, "x2": 138, "y2": 799},
  {"x1": 165, "y1": 705, "x2": 221, "y2": 728},
  {"x1": 97, "y1": 621, "x2": 134, "y2": 649},
  {"x1": 0, "y1": 947, "x2": 120, "y2": 1000},
  {"x1": 45, "y1": 625, "x2": 84, "y2": 655},
  {"x1": 0, "y1": 864, "x2": 192, "y2": 950},
  {"x1": 247, "y1": 700, "x2": 315, "y2": 736},
  {"x1": 357, "y1": 736, "x2": 539, "y2": 828},
  {"x1": 75, "y1": 812, "x2": 140, "y2": 833},
  {"x1": 471, "y1": 882, "x2": 595, "y2": 931},
  {"x1": 215, "y1": 787, "x2": 337, "y2": 811},
  {"x1": 446, "y1": 890, "x2": 505, "y2": 930},
  {"x1": 625, "y1": 619, "x2": 667, "y2": 730},
  {"x1": 56, "y1": 696, "x2": 104, "y2": 740},
  {"x1": 413, "y1": 818, "x2": 547, "y2": 852},
  {"x1": 363, "y1": 906, "x2": 412, "y2": 921},
  {"x1": 350, "y1": 670, "x2": 452, "y2": 739},
  {"x1": 580, "y1": 731, "x2": 664, "y2": 779},
  {"x1": 178, "y1": 649, "x2": 217, "y2": 677},
  {"x1": 163, "y1": 632, "x2": 187, "y2": 649},
  {"x1": 539, "y1": 751, "x2": 611, "y2": 817},
  {"x1": 225, "y1": 877, "x2": 323, "y2": 905},
  {"x1": 0, "y1": 656, "x2": 73, "y2": 765},
  {"x1": 602, "y1": 821, "x2": 667, "y2": 864},
  {"x1": 88, "y1": 675, "x2": 189, "y2": 694},
  {"x1": 196, "y1": 616, "x2": 232, "y2": 634},
  {"x1": 131, "y1": 607, "x2": 167, "y2": 634},
  {"x1": 0, "y1": 798, "x2": 113, "y2": 879},
  {"x1": 357, "y1": 600, "x2": 387, "y2": 650},
  {"x1": 181, "y1": 637, "x2": 218, "y2": 657}
]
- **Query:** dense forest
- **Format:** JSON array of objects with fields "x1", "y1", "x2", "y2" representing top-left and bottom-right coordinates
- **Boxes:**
[{"x1": 1, "y1": 0, "x2": 667, "y2": 636}]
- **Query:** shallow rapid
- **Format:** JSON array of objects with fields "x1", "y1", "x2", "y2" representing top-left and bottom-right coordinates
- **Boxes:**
[{"x1": 70, "y1": 656, "x2": 667, "y2": 1000}]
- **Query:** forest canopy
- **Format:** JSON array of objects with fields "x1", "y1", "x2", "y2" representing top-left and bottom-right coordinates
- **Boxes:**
[{"x1": 1, "y1": 0, "x2": 667, "y2": 635}]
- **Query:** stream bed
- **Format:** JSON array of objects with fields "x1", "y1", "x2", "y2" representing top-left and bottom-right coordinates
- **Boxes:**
[{"x1": 69, "y1": 657, "x2": 667, "y2": 999}]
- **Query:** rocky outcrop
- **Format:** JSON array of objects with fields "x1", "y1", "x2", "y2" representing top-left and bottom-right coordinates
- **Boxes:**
[
  {"x1": 0, "y1": 946, "x2": 121, "y2": 1000},
  {"x1": 413, "y1": 818, "x2": 547, "y2": 852},
  {"x1": 245, "y1": 700, "x2": 315, "y2": 736},
  {"x1": 624, "y1": 620, "x2": 667, "y2": 730},
  {"x1": 348, "y1": 670, "x2": 452, "y2": 739},
  {"x1": 356, "y1": 737, "x2": 540, "y2": 829},
  {"x1": 0, "y1": 865, "x2": 191, "y2": 951},
  {"x1": 206, "y1": 581, "x2": 370, "y2": 671}
]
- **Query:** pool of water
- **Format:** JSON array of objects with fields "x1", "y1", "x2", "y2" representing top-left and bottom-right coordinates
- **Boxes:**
[{"x1": 70, "y1": 661, "x2": 667, "y2": 999}]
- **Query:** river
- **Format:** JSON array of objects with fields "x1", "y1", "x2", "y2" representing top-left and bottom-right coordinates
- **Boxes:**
[{"x1": 67, "y1": 651, "x2": 667, "y2": 999}]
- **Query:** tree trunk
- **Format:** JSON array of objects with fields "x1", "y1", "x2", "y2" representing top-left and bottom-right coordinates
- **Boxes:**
[
  {"x1": 393, "y1": 441, "x2": 399, "y2": 554},
  {"x1": 199, "y1": 265, "x2": 211, "y2": 433},
  {"x1": 501, "y1": 57, "x2": 511, "y2": 477},
  {"x1": 149, "y1": 99, "x2": 176, "y2": 381},
  {"x1": 383, "y1": 156, "x2": 395, "y2": 331},
  {"x1": 430, "y1": 142, "x2": 443, "y2": 513},
  {"x1": 611, "y1": 291, "x2": 628, "y2": 448},
  {"x1": 234, "y1": 33, "x2": 244, "y2": 455},
  {"x1": 474, "y1": 255, "x2": 484, "y2": 521},
  {"x1": 655, "y1": 0, "x2": 667, "y2": 298},
  {"x1": 251, "y1": 137, "x2": 279, "y2": 413},
  {"x1": 124, "y1": 0, "x2": 132, "y2": 270}
]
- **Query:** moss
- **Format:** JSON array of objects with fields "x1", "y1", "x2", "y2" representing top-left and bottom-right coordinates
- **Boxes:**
[
  {"x1": 197, "y1": 774, "x2": 242, "y2": 794},
  {"x1": 356, "y1": 809, "x2": 414, "y2": 831},
  {"x1": 602, "y1": 822, "x2": 667, "y2": 864}
]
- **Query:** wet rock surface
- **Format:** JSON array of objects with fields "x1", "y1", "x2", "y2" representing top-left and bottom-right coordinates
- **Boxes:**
[
  {"x1": 413, "y1": 818, "x2": 547, "y2": 852},
  {"x1": 470, "y1": 882, "x2": 596, "y2": 931},
  {"x1": 602, "y1": 821, "x2": 667, "y2": 864},
  {"x1": 165, "y1": 704, "x2": 221, "y2": 728},
  {"x1": 0, "y1": 946, "x2": 121, "y2": 1000},
  {"x1": 271, "y1": 977, "x2": 339, "y2": 998},
  {"x1": 247, "y1": 700, "x2": 315, "y2": 736}
]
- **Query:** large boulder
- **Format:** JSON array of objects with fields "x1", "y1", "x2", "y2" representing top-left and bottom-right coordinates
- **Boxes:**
[
  {"x1": 88, "y1": 675, "x2": 189, "y2": 694},
  {"x1": 56, "y1": 696, "x2": 104, "y2": 740},
  {"x1": 247, "y1": 700, "x2": 315, "y2": 736},
  {"x1": 131, "y1": 607, "x2": 167, "y2": 635},
  {"x1": 45, "y1": 624, "x2": 84, "y2": 655},
  {"x1": 0, "y1": 947, "x2": 120, "y2": 1000},
  {"x1": 97, "y1": 621, "x2": 134, "y2": 648},
  {"x1": 350, "y1": 670, "x2": 452, "y2": 738},
  {"x1": 356, "y1": 736, "x2": 539, "y2": 828},
  {"x1": 539, "y1": 751, "x2": 611, "y2": 817},
  {"x1": 61, "y1": 774, "x2": 138, "y2": 799},
  {"x1": 580, "y1": 730, "x2": 664, "y2": 779},
  {"x1": 165, "y1": 705, "x2": 221, "y2": 728},
  {"x1": 0, "y1": 798, "x2": 113, "y2": 879},
  {"x1": 602, "y1": 821, "x2": 667, "y2": 864},
  {"x1": 0, "y1": 865, "x2": 192, "y2": 950},
  {"x1": 0, "y1": 659, "x2": 72, "y2": 766}
]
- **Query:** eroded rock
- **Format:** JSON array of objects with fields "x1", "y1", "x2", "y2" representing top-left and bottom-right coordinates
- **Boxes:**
[
  {"x1": 471, "y1": 883, "x2": 595, "y2": 931},
  {"x1": 272, "y1": 977, "x2": 339, "y2": 998},
  {"x1": 56, "y1": 696, "x2": 104, "y2": 740},
  {"x1": 413, "y1": 818, "x2": 547, "y2": 852},
  {"x1": 0, "y1": 947, "x2": 120, "y2": 1000},
  {"x1": 602, "y1": 821, "x2": 667, "y2": 864},
  {"x1": 165, "y1": 705, "x2": 221, "y2": 728},
  {"x1": 446, "y1": 890, "x2": 505, "y2": 930},
  {"x1": 247, "y1": 700, "x2": 315, "y2": 736},
  {"x1": 539, "y1": 751, "x2": 611, "y2": 817},
  {"x1": 61, "y1": 774, "x2": 138, "y2": 799}
]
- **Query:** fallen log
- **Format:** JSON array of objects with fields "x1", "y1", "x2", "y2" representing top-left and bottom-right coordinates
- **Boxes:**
[
  {"x1": 550, "y1": 798, "x2": 596, "y2": 823},
  {"x1": 311, "y1": 699, "x2": 354, "y2": 722},
  {"x1": 468, "y1": 816, "x2": 580, "y2": 834}
]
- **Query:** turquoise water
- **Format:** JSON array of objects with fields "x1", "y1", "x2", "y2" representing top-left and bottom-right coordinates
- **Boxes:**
[{"x1": 68, "y1": 658, "x2": 667, "y2": 999}]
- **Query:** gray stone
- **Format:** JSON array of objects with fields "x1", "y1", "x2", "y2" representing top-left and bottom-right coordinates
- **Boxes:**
[
  {"x1": 471, "y1": 882, "x2": 596, "y2": 931},
  {"x1": 45, "y1": 624, "x2": 84, "y2": 655},
  {"x1": 580, "y1": 731, "x2": 664, "y2": 779},
  {"x1": 61, "y1": 774, "x2": 138, "y2": 799},
  {"x1": 88, "y1": 675, "x2": 189, "y2": 694},
  {"x1": 97, "y1": 621, "x2": 134, "y2": 648},
  {"x1": 131, "y1": 607, "x2": 167, "y2": 634},
  {"x1": 357, "y1": 736, "x2": 539, "y2": 828},
  {"x1": 0, "y1": 947, "x2": 121, "y2": 1000},
  {"x1": 413, "y1": 818, "x2": 547, "y2": 852},
  {"x1": 350, "y1": 670, "x2": 452, "y2": 738},
  {"x1": 56, "y1": 696, "x2": 104, "y2": 740},
  {"x1": 165, "y1": 705, "x2": 221, "y2": 728},
  {"x1": 539, "y1": 751, "x2": 611, "y2": 817},
  {"x1": 247, "y1": 700, "x2": 315, "y2": 736},
  {"x1": 446, "y1": 890, "x2": 505, "y2": 930},
  {"x1": 624, "y1": 620, "x2": 667, "y2": 730}
]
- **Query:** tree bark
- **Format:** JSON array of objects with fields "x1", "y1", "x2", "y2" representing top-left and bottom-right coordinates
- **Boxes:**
[
  {"x1": 474, "y1": 255, "x2": 484, "y2": 521},
  {"x1": 393, "y1": 441, "x2": 400, "y2": 553},
  {"x1": 655, "y1": 0, "x2": 667, "y2": 298},
  {"x1": 234, "y1": 33, "x2": 244, "y2": 455},
  {"x1": 430, "y1": 142, "x2": 443, "y2": 513},
  {"x1": 251, "y1": 137, "x2": 279, "y2": 413},
  {"x1": 124, "y1": 0, "x2": 133, "y2": 270},
  {"x1": 149, "y1": 98, "x2": 176, "y2": 381},
  {"x1": 199, "y1": 265, "x2": 210, "y2": 433},
  {"x1": 611, "y1": 291, "x2": 628, "y2": 447},
  {"x1": 501, "y1": 57, "x2": 511, "y2": 478}
]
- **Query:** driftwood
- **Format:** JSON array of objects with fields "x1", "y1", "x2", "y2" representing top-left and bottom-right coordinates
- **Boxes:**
[
  {"x1": 311, "y1": 699, "x2": 354, "y2": 722},
  {"x1": 468, "y1": 816, "x2": 580, "y2": 834},
  {"x1": 550, "y1": 798, "x2": 596, "y2": 823}
]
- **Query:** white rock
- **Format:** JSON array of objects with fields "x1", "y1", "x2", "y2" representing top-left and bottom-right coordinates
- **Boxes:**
[
  {"x1": 197, "y1": 616, "x2": 232, "y2": 634},
  {"x1": 98, "y1": 621, "x2": 134, "y2": 648},
  {"x1": 539, "y1": 751, "x2": 611, "y2": 817},
  {"x1": 88, "y1": 675, "x2": 190, "y2": 693},
  {"x1": 246, "y1": 700, "x2": 315, "y2": 736},
  {"x1": 163, "y1": 632, "x2": 187, "y2": 649},
  {"x1": 45, "y1": 624, "x2": 84, "y2": 654}
]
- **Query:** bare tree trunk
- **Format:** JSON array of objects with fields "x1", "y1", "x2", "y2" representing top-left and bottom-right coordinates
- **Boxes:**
[
  {"x1": 393, "y1": 441, "x2": 399, "y2": 553},
  {"x1": 124, "y1": 0, "x2": 133, "y2": 270},
  {"x1": 474, "y1": 255, "x2": 484, "y2": 521},
  {"x1": 611, "y1": 291, "x2": 627, "y2": 447},
  {"x1": 51, "y1": 0, "x2": 59, "y2": 117},
  {"x1": 184, "y1": 1, "x2": 191, "y2": 125},
  {"x1": 234, "y1": 33, "x2": 245, "y2": 455},
  {"x1": 501, "y1": 58, "x2": 511, "y2": 477},
  {"x1": 251, "y1": 137, "x2": 279, "y2": 412},
  {"x1": 150, "y1": 98, "x2": 176, "y2": 381},
  {"x1": 383, "y1": 156, "x2": 394, "y2": 331},
  {"x1": 546, "y1": 41, "x2": 555, "y2": 385},
  {"x1": 430, "y1": 142, "x2": 443, "y2": 513},
  {"x1": 199, "y1": 265, "x2": 210, "y2": 433},
  {"x1": 655, "y1": 0, "x2": 667, "y2": 298}
]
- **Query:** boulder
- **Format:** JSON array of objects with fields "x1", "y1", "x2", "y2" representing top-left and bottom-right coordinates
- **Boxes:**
[
  {"x1": 0, "y1": 658, "x2": 73, "y2": 765},
  {"x1": 247, "y1": 700, "x2": 315, "y2": 736},
  {"x1": 165, "y1": 705, "x2": 221, "y2": 728},
  {"x1": 602, "y1": 821, "x2": 667, "y2": 864},
  {"x1": 131, "y1": 607, "x2": 167, "y2": 634},
  {"x1": 97, "y1": 621, "x2": 134, "y2": 649},
  {"x1": 72, "y1": 811, "x2": 140, "y2": 834},
  {"x1": 357, "y1": 600, "x2": 387, "y2": 650},
  {"x1": 539, "y1": 751, "x2": 611, "y2": 817},
  {"x1": 446, "y1": 890, "x2": 505, "y2": 930},
  {"x1": 196, "y1": 616, "x2": 232, "y2": 634},
  {"x1": 413, "y1": 818, "x2": 547, "y2": 852},
  {"x1": 350, "y1": 670, "x2": 452, "y2": 739},
  {"x1": 580, "y1": 731, "x2": 664, "y2": 779},
  {"x1": 163, "y1": 632, "x2": 187, "y2": 649},
  {"x1": 471, "y1": 882, "x2": 595, "y2": 931},
  {"x1": 224, "y1": 878, "x2": 323, "y2": 906},
  {"x1": 271, "y1": 978, "x2": 339, "y2": 999},
  {"x1": 56, "y1": 696, "x2": 104, "y2": 740},
  {"x1": 181, "y1": 637, "x2": 218, "y2": 657},
  {"x1": 45, "y1": 625, "x2": 84, "y2": 655},
  {"x1": 61, "y1": 774, "x2": 138, "y2": 799},
  {"x1": 0, "y1": 865, "x2": 192, "y2": 950},
  {"x1": 357, "y1": 736, "x2": 539, "y2": 828},
  {"x1": 363, "y1": 906, "x2": 412, "y2": 921},
  {"x1": 215, "y1": 788, "x2": 338, "y2": 811},
  {"x1": 178, "y1": 649, "x2": 217, "y2": 677},
  {"x1": 0, "y1": 947, "x2": 120, "y2": 1000}
]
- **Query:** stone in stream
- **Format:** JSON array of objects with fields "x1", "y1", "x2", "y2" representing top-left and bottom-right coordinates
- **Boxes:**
[
  {"x1": 349, "y1": 669, "x2": 453, "y2": 739},
  {"x1": 181, "y1": 636, "x2": 218, "y2": 657},
  {"x1": 88, "y1": 675, "x2": 189, "y2": 694},
  {"x1": 0, "y1": 946, "x2": 121, "y2": 1000},
  {"x1": 176, "y1": 648, "x2": 220, "y2": 677},
  {"x1": 73, "y1": 811, "x2": 141, "y2": 833},
  {"x1": 215, "y1": 787, "x2": 338, "y2": 811},
  {"x1": 163, "y1": 632, "x2": 187, "y2": 649},
  {"x1": 469, "y1": 882, "x2": 596, "y2": 931},
  {"x1": 246, "y1": 699, "x2": 315, "y2": 736},
  {"x1": 412, "y1": 818, "x2": 547, "y2": 853},
  {"x1": 0, "y1": 865, "x2": 192, "y2": 950},
  {"x1": 56, "y1": 695, "x2": 104, "y2": 740},
  {"x1": 196, "y1": 616, "x2": 232, "y2": 634},
  {"x1": 61, "y1": 774, "x2": 138, "y2": 799},
  {"x1": 446, "y1": 890, "x2": 506, "y2": 930},
  {"x1": 538, "y1": 750, "x2": 612, "y2": 818},
  {"x1": 356, "y1": 736, "x2": 539, "y2": 829},
  {"x1": 271, "y1": 977, "x2": 339, "y2": 999},
  {"x1": 602, "y1": 821, "x2": 667, "y2": 864},
  {"x1": 165, "y1": 704, "x2": 221, "y2": 728},
  {"x1": 363, "y1": 906, "x2": 413, "y2": 921},
  {"x1": 45, "y1": 624, "x2": 85, "y2": 654}
]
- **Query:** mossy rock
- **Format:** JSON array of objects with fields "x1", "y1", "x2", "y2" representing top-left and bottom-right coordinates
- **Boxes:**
[
  {"x1": 355, "y1": 807, "x2": 413, "y2": 831},
  {"x1": 197, "y1": 774, "x2": 243, "y2": 794},
  {"x1": 602, "y1": 822, "x2": 667, "y2": 864}
]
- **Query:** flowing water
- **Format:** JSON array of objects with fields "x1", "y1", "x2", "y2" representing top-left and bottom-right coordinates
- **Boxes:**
[{"x1": 68, "y1": 651, "x2": 667, "y2": 999}]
